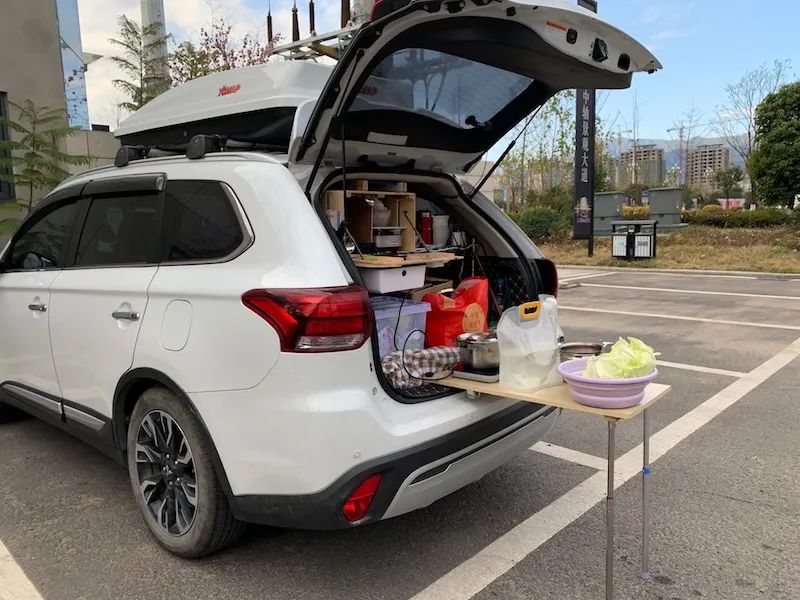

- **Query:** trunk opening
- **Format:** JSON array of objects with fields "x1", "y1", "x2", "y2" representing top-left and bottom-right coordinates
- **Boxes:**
[{"x1": 312, "y1": 169, "x2": 548, "y2": 402}]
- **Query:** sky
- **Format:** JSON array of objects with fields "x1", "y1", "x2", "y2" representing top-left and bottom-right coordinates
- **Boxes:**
[{"x1": 77, "y1": 0, "x2": 800, "y2": 144}]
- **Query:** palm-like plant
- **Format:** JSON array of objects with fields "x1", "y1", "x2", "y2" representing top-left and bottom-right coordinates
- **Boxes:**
[
  {"x1": 0, "y1": 100, "x2": 89, "y2": 214},
  {"x1": 109, "y1": 15, "x2": 171, "y2": 112}
]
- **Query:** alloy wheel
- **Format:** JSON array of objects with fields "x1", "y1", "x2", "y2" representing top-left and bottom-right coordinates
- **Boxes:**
[{"x1": 135, "y1": 410, "x2": 198, "y2": 536}]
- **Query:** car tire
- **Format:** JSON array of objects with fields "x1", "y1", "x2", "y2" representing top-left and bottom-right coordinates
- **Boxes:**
[{"x1": 127, "y1": 386, "x2": 244, "y2": 558}]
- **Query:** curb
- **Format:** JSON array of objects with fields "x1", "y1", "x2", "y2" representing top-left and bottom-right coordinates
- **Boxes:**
[{"x1": 559, "y1": 264, "x2": 800, "y2": 280}]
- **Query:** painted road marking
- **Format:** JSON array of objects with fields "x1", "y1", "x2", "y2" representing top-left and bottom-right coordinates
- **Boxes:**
[
  {"x1": 531, "y1": 442, "x2": 607, "y2": 471},
  {"x1": 559, "y1": 271, "x2": 613, "y2": 283},
  {"x1": 656, "y1": 360, "x2": 747, "y2": 378},
  {"x1": 558, "y1": 306, "x2": 800, "y2": 331},
  {"x1": 409, "y1": 337, "x2": 800, "y2": 600},
  {"x1": 580, "y1": 282, "x2": 800, "y2": 301},
  {"x1": 0, "y1": 541, "x2": 42, "y2": 600}
]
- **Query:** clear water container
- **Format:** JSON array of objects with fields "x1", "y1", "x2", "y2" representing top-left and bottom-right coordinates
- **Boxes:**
[{"x1": 497, "y1": 297, "x2": 561, "y2": 391}]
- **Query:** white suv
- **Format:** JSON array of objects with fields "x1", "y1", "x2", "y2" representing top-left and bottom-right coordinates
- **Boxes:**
[{"x1": 0, "y1": 0, "x2": 658, "y2": 557}]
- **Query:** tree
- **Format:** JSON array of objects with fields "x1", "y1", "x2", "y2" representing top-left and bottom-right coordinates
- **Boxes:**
[
  {"x1": 749, "y1": 81, "x2": 800, "y2": 206},
  {"x1": 714, "y1": 166, "x2": 744, "y2": 200},
  {"x1": 715, "y1": 60, "x2": 792, "y2": 167},
  {"x1": 109, "y1": 15, "x2": 171, "y2": 112},
  {"x1": 170, "y1": 17, "x2": 279, "y2": 85},
  {"x1": 0, "y1": 100, "x2": 89, "y2": 214}
]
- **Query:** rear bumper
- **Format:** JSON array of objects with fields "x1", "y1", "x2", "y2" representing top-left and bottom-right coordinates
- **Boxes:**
[{"x1": 229, "y1": 402, "x2": 559, "y2": 529}]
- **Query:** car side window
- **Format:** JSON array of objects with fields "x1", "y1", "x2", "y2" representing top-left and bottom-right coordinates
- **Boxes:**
[
  {"x1": 162, "y1": 181, "x2": 245, "y2": 262},
  {"x1": 6, "y1": 200, "x2": 79, "y2": 270},
  {"x1": 75, "y1": 194, "x2": 160, "y2": 267}
]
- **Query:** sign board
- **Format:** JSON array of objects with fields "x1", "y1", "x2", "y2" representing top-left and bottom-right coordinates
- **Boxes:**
[{"x1": 573, "y1": 0, "x2": 597, "y2": 241}]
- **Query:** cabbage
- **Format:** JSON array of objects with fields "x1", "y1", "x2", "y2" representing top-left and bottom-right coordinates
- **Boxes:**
[{"x1": 583, "y1": 337, "x2": 659, "y2": 379}]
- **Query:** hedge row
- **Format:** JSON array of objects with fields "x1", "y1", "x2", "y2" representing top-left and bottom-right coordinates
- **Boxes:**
[
  {"x1": 682, "y1": 207, "x2": 792, "y2": 228},
  {"x1": 510, "y1": 206, "x2": 570, "y2": 240}
]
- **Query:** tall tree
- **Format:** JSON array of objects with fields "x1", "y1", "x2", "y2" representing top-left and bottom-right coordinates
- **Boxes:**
[
  {"x1": 170, "y1": 18, "x2": 280, "y2": 85},
  {"x1": 0, "y1": 100, "x2": 89, "y2": 214},
  {"x1": 749, "y1": 81, "x2": 800, "y2": 206},
  {"x1": 714, "y1": 60, "x2": 792, "y2": 166},
  {"x1": 714, "y1": 166, "x2": 744, "y2": 200},
  {"x1": 109, "y1": 15, "x2": 171, "y2": 112}
]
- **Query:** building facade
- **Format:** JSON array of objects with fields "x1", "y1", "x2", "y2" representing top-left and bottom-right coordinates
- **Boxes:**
[
  {"x1": 686, "y1": 144, "x2": 731, "y2": 188},
  {"x1": 0, "y1": 0, "x2": 117, "y2": 204},
  {"x1": 617, "y1": 144, "x2": 665, "y2": 188},
  {"x1": 57, "y1": 0, "x2": 92, "y2": 129}
]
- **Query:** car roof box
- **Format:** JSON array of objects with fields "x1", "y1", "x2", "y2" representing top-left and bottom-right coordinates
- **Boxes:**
[{"x1": 114, "y1": 62, "x2": 333, "y2": 152}]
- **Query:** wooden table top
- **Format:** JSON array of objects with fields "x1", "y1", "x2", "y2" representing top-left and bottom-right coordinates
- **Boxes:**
[{"x1": 433, "y1": 378, "x2": 672, "y2": 421}]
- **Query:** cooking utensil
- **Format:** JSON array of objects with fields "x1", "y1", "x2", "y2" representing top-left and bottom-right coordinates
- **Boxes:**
[
  {"x1": 557, "y1": 358, "x2": 658, "y2": 409},
  {"x1": 559, "y1": 342, "x2": 612, "y2": 362},
  {"x1": 455, "y1": 330, "x2": 499, "y2": 371}
]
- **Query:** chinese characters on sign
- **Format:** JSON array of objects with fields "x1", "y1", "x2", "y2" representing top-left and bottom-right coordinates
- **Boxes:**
[{"x1": 573, "y1": 87, "x2": 595, "y2": 239}]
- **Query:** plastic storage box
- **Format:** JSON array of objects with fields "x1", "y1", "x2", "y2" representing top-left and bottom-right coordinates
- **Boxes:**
[{"x1": 371, "y1": 296, "x2": 432, "y2": 358}]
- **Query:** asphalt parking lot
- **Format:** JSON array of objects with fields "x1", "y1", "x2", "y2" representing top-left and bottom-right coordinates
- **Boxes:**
[{"x1": 1, "y1": 267, "x2": 799, "y2": 600}]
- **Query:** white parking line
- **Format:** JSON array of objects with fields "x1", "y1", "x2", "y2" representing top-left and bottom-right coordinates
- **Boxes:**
[
  {"x1": 531, "y1": 442, "x2": 607, "y2": 471},
  {"x1": 0, "y1": 541, "x2": 42, "y2": 600},
  {"x1": 410, "y1": 336, "x2": 800, "y2": 600},
  {"x1": 656, "y1": 360, "x2": 747, "y2": 378},
  {"x1": 559, "y1": 306, "x2": 800, "y2": 331},
  {"x1": 559, "y1": 271, "x2": 613, "y2": 283},
  {"x1": 579, "y1": 283, "x2": 800, "y2": 301}
]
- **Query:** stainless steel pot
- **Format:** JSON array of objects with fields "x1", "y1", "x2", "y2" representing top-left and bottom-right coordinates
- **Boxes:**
[
  {"x1": 455, "y1": 330, "x2": 499, "y2": 371},
  {"x1": 559, "y1": 342, "x2": 611, "y2": 362}
]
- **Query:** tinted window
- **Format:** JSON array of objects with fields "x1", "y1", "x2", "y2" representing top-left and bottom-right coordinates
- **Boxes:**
[
  {"x1": 75, "y1": 194, "x2": 159, "y2": 266},
  {"x1": 162, "y1": 181, "x2": 244, "y2": 262},
  {"x1": 352, "y1": 49, "x2": 533, "y2": 129},
  {"x1": 8, "y1": 201, "x2": 78, "y2": 270}
]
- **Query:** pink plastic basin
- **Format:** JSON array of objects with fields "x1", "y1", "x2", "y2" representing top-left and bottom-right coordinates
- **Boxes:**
[{"x1": 557, "y1": 358, "x2": 658, "y2": 409}]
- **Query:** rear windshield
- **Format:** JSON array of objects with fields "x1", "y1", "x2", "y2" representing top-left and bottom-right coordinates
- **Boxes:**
[{"x1": 351, "y1": 48, "x2": 534, "y2": 130}]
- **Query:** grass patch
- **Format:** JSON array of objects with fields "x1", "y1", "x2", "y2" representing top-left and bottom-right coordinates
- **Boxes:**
[
  {"x1": 539, "y1": 226, "x2": 800, "y2": 274},
  {"x1": 0, "y1": 219, "x2": 20, "y2": 236},
  {"x1": 0, "y1": 202, "x2": 22, "y2": 220}
]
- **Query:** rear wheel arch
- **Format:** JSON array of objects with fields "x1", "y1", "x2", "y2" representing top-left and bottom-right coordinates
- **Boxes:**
[{"x1": 112, "y1": 368, "x2": 234, "y2": 499}]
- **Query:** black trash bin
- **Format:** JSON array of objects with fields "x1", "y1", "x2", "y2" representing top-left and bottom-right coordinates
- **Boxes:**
[{"x1": 611, "y1": 220, "x2": 657, "y2": 260}]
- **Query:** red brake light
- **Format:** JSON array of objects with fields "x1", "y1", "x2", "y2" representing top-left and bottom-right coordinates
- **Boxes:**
[
  {"x1": 369, "y1": 0, "x2": 384, "y2": 20},
  {"x1": 342, "y1": 473, "x2": 382, "y2": 522},
  {"x1": 242, "y1": 285, "x2": 372, "y2": 353}
]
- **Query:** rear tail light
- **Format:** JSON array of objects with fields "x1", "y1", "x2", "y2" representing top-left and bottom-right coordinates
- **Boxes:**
[
  {"x1": 242, "y1": 285, "x2": 372, "y2": 353},
  {"x1": 342, "y1": 473, "x2": 382, "y2": 522}
]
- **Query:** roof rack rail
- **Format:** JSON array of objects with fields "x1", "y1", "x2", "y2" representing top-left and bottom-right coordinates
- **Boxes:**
[
  {"x1": 114, "y1": 145, "x2": 149, "y2": 167},
  {"x1": 186, "y1": 134, "x2": 228, "y2": 160}
]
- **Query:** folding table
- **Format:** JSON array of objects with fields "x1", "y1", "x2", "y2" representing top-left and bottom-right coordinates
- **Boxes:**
[{"x1": 435, "y1": 377, "x2": 672, "y2": 600}]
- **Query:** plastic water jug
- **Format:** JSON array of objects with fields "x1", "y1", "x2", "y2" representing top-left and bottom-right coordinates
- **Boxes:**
[{"x1": 497, "y1": 296, "x2": 561, "y2": 391}]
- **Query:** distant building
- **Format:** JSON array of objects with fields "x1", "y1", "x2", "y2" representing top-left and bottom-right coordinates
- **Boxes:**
[
  {"x1": 686, "y1": 144, "x2": 731, "y2": 188},
  {"x1": 57, "y1": 0, "x2": 92, "y2": 129},
  {"x1": 617, "y1": 144, "x2": 665, "y2": 188}
]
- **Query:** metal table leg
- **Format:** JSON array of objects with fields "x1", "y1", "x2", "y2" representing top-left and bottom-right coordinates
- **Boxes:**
[
  {"x1": 642, "y1": 408, "x2": 654, "y2": 582},
  {"x1": 606, "y1": 418, "x2": 616, "y2": 600}
]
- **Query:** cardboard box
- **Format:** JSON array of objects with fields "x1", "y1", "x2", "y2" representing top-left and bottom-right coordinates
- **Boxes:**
[{"x1": 409, "y1": 277, "x2": 454, "y2": 301}]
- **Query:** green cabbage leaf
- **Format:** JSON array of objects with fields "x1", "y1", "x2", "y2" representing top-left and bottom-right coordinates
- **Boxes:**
[{"x1": 583, "y1": 337, "x2": 659, "y2": 379}]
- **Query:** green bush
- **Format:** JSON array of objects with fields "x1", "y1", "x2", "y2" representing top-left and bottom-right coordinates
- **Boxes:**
[
  {"x1": 622, "y1": 206, "x2": 650, "y2": 219},
  {"x1": 514, "y1": 205, "x2": 570, "y2": 240},
  {"x1": 700, "y1": 204, "x2": 723, "y2": 213},
  {"x1": 683, "y1": 207, "x2": 791, "y2": 228}
]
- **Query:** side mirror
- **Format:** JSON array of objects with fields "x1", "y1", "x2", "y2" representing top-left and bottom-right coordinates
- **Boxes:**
[{"x1": 22, "y1": 252, "x2": 45, "y2": 270}]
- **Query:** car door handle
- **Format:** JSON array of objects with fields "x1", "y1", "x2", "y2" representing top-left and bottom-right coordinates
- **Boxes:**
[
  {"x1": 111, "y1": 310, "x2": 140, "y2": 321},
  {"x1": 28, "y1": 302, "x2": 47, "y2": 312}
]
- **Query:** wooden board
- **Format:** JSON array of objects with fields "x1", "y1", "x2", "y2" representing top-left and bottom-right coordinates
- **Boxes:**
[
  {"x1": 432, "y1": 378, "x2": 671, "y2": 421},
  {"x1": 353, "y1": 252, "x2": 461, "y2": 268}
]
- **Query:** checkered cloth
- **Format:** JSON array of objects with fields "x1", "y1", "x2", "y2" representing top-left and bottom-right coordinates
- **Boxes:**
[{"x1": 381, "y1": 346, "x2": 460, "y2": 389}]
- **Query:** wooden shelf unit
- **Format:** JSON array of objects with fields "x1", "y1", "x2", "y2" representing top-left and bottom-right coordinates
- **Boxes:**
[{"x1": 324, "y1": 188, "x2": 417, "y2": 252}]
